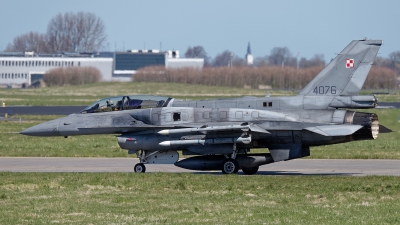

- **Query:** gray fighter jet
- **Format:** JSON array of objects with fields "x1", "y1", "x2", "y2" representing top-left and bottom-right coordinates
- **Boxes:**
[{"x1": 21, "y1": 39, "x2": 388, "y2": 174}]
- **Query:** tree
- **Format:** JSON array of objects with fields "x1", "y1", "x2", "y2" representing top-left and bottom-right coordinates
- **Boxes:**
[
  {"x1": 374, "y1": 56, "x2": 391, "y2": 68},
  {"x1": 389, "y1": 51, "x2": 400, "y2": 71},
  {"x1": 47, "y1": 12, "x2": 106, "y2": 52},
  {"x1": 268, "y1": 47, "x2": 294, "y2": 67},
  {"x1": 253, "y1": 56, "x2": 269, "y2": 67},
  {"x1": 299, "y1": 54, "x2": 325, "y2": 68},
  {"x1": 5, "y1": 32, "x2": 48, "y2": 52},
  {"x1": 184, "y1": 45, "x2": 210, "y2": 66},
  {"x1": 5, "y1": 12, "x2": 106, "y2": 53},
  {"x1": 212, "y1": 50, "x2": 233, "y2": 67}
]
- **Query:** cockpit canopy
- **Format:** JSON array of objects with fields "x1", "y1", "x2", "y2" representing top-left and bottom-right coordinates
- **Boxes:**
[{"x1": 80, "y1": 95, "x2": 172, "y2": 114}]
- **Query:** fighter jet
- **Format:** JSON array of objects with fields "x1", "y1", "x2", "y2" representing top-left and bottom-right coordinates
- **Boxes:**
[{"x1": 21, "y1": 39, "x2": 388, "y2": 174}]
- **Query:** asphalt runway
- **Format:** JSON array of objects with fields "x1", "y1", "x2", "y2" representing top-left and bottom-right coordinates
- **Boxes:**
[{"x1": 1, "y1": 157, "x2": 399, "y2": 176}]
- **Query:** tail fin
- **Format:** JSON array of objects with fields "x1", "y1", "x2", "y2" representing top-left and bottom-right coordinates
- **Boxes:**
[{"x1": 298, "y1": 39, "x2": 382, "y2": 96}]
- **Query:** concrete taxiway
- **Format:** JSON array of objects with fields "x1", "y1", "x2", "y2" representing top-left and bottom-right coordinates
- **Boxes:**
[{"x1": 0, "y1": 157, "x2": 399, "y2": 176}]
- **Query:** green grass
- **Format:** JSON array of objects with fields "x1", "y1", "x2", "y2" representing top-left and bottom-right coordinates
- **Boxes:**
[
  {"x1": 0, "y1": 115, "x2": 126, "y2": 157},
  {"x1": 1, "y1": 82, "x2": 399, "y2": 106},
  {"x1": 0, "y1": 172, "x2": 399, "y2": 224},
  {"x1": 1, "y1": 108, "x2": 399, "y2": 159},
  {"x1": 0, "y1": 82, "x2": 282, "y2": 106}
]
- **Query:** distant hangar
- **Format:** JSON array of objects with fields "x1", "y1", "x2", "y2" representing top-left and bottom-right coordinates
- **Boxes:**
[{"x1": 0, "y1": 50, "x2": 204, "y2": 86}]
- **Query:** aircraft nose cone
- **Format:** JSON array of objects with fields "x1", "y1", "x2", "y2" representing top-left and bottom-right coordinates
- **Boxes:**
[{"x1": 20, "y1": 120, "x2": 60, "y2": 136}]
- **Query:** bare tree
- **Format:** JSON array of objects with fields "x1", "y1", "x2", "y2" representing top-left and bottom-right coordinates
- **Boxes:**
[
  {"x1": 212, "y1": 50, "x2": 233, "y2": 67},
  {"x1": 268, "y1": 47, "x2": 292, "y2": 67},
  {"x1": 5, "y1": 32, "x2": 48, "y2": 52},
  {"x1": 389, "y1": 51, "x2": 400, "y2": 71},
  {"x1": 184, "y1": 45, "x2": 210, "y2": 66},
  {"x1": 232, "y1": 57, "x2": 246, "y2": 66},
  {"x1": 374, "y1": 56, "x2": 392, "y2": 68},
  {"x1": 299, "y1": 54, "x2": 325, "y2": 68},
  {"x1": 47, "y1": 12, "x2": 106, "y2": 52},
  {"x1": 253, "y1": 56, "x2": 269, "y2": 67}
]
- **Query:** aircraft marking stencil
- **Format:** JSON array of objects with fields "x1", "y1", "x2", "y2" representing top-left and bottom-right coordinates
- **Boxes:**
[
  {"x1": 21, "y1": 39, "x2": 390, "y2": 175},
  {"x1": 346, "y1": 59, "x2": 354, "y2": 68}
]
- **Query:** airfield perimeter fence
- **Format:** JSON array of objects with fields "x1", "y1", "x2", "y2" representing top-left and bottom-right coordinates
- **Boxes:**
[{"x1": 133, "y1": 66, "x2": 398, "y2": 90}]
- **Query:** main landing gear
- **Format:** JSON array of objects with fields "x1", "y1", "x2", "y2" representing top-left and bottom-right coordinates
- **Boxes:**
[
  {"x1": 221, "y1": 144, "x2": 240, "y2": 174},
  {"x1": 222, "y1": 158, "x2": 239, "y2": 174},
  {"x1": 134, "y1": 163, "x2": 146, "y2": 173},
  {"x1": 221, "y1": 144, "x2": 260, "y2": 175}
]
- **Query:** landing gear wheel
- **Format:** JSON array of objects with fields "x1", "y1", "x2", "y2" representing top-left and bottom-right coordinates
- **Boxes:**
[
  {"x1": 222, "y1": 159, "x2": 239, "y2": 174},
  {"x1": 242, "y1": 166, "x2": 259, "y2": 175},
  {"x1": 134, "y1": 163, "x2": 146, "y2": 173}
]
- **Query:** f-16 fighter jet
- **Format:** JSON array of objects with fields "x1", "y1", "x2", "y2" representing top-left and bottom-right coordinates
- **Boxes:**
[{"x1": 21, "y1": 39, "x2": 389, "y2": 174}]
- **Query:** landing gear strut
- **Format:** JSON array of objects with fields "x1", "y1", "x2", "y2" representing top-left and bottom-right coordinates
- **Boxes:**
[
  {"x1": 134, "y1": 150, "x2": 149, "y2": 173},
  {"x1": 221, "y1": 144, "x2": 240, "y2": 174}
]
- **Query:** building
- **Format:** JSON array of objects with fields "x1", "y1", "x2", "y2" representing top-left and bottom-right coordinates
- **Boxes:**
[
  {"x1": 245, "y1": 42, "x2": 253, "y2": 66},
  {"x1": 0, "y1": 49, "x2": 204, "y2": 86}
]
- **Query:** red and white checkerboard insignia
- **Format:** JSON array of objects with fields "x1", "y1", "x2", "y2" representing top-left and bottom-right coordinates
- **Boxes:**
[{"x1": 346, "y1": 59, "x2": 354, "y2": 68}]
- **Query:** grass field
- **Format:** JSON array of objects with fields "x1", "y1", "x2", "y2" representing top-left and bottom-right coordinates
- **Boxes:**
[
  {"x1": 1, "y1": 82, "x2": 399, "y2": 106},
  {"x1": 1, "y1": 108, "x2": 399, "y2": 159},
  {"x1": 0, "y1": 172, "x2": 399, "y2": 224},
  {"x1": 0, "y1": 82, "x2": 278, "y2": 106}
]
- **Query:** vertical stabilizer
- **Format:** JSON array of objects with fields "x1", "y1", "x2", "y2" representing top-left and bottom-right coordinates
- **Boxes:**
[{"x1": 298, "y1": 39, "x2": 382, "y2": 96}]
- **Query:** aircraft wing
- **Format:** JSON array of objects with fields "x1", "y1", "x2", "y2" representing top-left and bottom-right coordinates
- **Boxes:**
[{"x1": 304, "y1": 124, "x2": 363, "y2": 136}]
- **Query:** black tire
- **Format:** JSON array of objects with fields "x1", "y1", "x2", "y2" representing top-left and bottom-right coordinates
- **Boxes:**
[
  {"x1": 222, "y1": 159, "x2": 239, "y2": 174},
  {"x1": 242, "y1": 166, "x2": 259, "y2": 175},
  {"x1": 134, "y1": 163, "x2": 146, "y2": 173}
]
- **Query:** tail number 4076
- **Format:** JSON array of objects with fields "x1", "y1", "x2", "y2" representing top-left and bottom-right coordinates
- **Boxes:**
[{"x1": 313, "y1": 86, "x2": 336, "y2": 95}]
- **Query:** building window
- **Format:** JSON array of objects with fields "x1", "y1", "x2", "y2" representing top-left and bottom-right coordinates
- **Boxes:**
[
  {"x1": 25, "y1": 74, "x2": 27, "y2": 79},
  {"x1": 78, "y1": 62, "x2": 80, "y2": 66}
]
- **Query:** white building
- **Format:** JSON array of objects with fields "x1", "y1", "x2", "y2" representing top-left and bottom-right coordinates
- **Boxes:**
[
  {"x1": 0, "y1": 53, "x2": 112, "y2": 86},
  {"x1": 245, "y1": 42, "x2": 253, "y2": 66},
  {"x1": 0, "y1": 49, "x2": 204, "y2": 86}
]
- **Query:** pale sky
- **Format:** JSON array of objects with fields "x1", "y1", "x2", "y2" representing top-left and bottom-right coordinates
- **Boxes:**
[{"x1": 1, "y1": 0, "x2": 399, "y2": 61}]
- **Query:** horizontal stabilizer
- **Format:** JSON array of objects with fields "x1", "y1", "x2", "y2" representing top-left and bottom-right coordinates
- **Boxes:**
[{"x1": 304, "y1": 124, "x2": 363, "y2": 136}]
